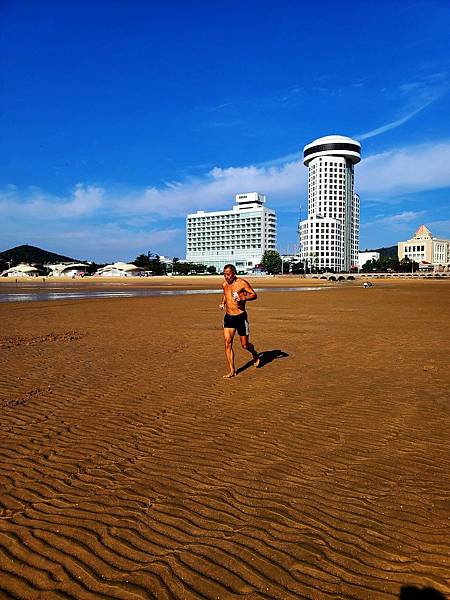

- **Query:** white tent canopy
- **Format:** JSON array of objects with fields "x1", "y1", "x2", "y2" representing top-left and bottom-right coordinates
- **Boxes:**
[
  {"x1": 96, "y1": 262, "x2": 144, "y2": 276},
  {"x1": 47, "y1": 263, "x2": 88, "y2": 277},
  {"x1": 1, "y1": 263, "x2": 41, "y2": 277}
]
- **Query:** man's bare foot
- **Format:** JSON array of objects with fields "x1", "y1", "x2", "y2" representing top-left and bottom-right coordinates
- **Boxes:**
[
  {"x1": 253, "y1": 355, "x2": 260, "y2": 368},
  {"x1": 223, "y1": 372, "x2": 236, "y2": 379}
]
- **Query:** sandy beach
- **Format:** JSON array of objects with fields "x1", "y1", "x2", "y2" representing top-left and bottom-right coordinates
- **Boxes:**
[{"x1": 1, "y1": 278, "x2": 449, "y2": 598}]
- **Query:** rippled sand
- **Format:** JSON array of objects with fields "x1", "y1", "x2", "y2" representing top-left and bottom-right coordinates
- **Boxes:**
[{"x1": 1, "y1": 280, "x2": 449, "y2": 598}]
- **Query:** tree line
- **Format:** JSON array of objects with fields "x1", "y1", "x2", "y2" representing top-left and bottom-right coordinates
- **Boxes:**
[
  {"x1": 2, "y1": 249, "x2": 415, "y2": 277},
  {"x1": 260, "y1": 252, "x2": 421, "y2": 275},
  {"x1": 133, "y1": 251, "x2": 294, "y2": 276},
  {"x1": 360, "y1": 256, "x2": 419, "y2": 273},
  {"x1": 132, "y1": 253, "x2": 217, "y2": 275}
]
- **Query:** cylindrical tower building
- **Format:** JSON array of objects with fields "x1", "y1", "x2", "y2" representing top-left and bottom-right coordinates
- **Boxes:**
[{"x1": 299, "y1": 135, "x2": 361, "y2": 272}]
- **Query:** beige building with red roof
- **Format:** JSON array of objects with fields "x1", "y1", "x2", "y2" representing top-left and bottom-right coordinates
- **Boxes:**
[{"x1": 398, "y1": 225, "x2": 450, "y2": 271}]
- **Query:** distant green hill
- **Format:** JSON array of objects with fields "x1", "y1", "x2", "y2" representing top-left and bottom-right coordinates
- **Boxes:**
[
  {"x1": 362, "y1": 245, "x2": 398, "y2": 258},
  {"x1": 0, "y1": 244, "x2": 80, "y2": 267}
]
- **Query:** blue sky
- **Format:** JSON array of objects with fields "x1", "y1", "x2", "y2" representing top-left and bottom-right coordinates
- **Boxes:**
[{"x1": 1, "y1": 0, "x2": 449, "y2": 262}]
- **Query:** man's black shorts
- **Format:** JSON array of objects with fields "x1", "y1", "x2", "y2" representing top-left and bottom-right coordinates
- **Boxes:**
[{"x1": 224, "y1": 311, "x2": 249, "y2": 336}]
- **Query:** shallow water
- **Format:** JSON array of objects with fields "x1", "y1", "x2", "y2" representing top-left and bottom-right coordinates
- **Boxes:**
[{"x1": 0, "y1": 286, "x2": 332, "y2": 303}]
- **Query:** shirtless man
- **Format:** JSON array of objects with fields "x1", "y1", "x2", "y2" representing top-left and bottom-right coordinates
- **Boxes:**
[{"x1": 219, "y1": 264, "x2": 260, "y2": 378}]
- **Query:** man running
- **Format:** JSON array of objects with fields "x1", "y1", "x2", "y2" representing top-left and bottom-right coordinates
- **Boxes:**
[{"x1": 219, "y1": 264, "x2": 260, "y2": 378}]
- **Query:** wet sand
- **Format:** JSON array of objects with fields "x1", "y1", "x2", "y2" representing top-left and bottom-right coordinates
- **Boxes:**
[
  {"x1": 0, "y1": 274, "x2": 332, "y2": 293},
  {"x1": 1, "y1": 280, "x2": 449, "y2": 598}
]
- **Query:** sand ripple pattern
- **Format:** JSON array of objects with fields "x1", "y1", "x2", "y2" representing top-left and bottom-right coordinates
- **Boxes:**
[{"x1": 1, "y1": 287, "x2": 450, "y2": 599}]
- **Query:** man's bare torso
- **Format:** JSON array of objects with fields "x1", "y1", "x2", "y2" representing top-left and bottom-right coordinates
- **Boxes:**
[{"x1": 223, "y1": 277, "x2": 248, "y2": 315}]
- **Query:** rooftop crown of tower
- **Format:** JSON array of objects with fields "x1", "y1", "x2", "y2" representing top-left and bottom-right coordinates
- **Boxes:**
[{"x1": 303, "y1": 134, "x2": 361, "y2": 166}]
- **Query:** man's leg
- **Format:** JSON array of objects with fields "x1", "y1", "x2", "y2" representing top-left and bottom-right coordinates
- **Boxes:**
[
  {"x1": 240, "y1": 335, "x2": 260, "y2": 367},
  {"x1": 223, "y1": 328, "x2": 236, "y2": 378}
]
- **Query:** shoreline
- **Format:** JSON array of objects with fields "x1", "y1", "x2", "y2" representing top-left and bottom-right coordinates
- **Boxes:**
[
  {"x1": 1, "y1": 272, "x2": 448, "y2": 289},
  {"x1": 1, "y1": 275, "x2": 448, "y2": 304}
]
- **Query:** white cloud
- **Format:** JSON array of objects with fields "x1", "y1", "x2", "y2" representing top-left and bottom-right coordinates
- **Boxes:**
[
  {"x1": 254, "y1": 151, "x2": 302, "y2": 168},
  {"x1": 426, "y1": 219, "x2": 450, "y2": 238},
  {"x1": 109, "y1": 160, "x2": 307, "y2": 218},
  {"x1": 1, "y1": 222, "x2": 183, "y2": 263},
  {"x1": 356, "y1": 73, "x2": 449, "y2": 140},
  {"x1": 355, "y1": 101, "x2": 435, "y2": 141},
  {"x1": 59, "y1": 223, "x2": 181, "y2": 247},
  {"x1": 118, "y1": 141, "x2": 450, "y2": 215},
  {"x1": 362, "y1": 211, "x2": 426, "y2": 230},
  {"x1": 358, "y1": 142, "x2": 450, "y2": 197},
  {"x1": 1, "y1": 142, "x2": 450, "y2": 228},
  {"x1": 115, "y1": 141, "x2": 450, "y2": 216},
  {"x1": 0, "y1": 184, "x2": 104, "y2": 219},
  {"x1": 379, "y1": 211, "x2": 425, "y2": 225}
]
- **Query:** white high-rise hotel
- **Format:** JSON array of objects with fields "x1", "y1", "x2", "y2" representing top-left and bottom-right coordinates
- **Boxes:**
[
  {"x1": 299, "y1": 135, "x2": 361, "y2": 272},
  {"x1": 186, "y1": 193, "x2": 277, "y2": 272}
]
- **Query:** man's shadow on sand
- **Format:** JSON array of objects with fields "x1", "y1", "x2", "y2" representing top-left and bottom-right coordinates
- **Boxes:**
[
  {"x1": 236, "y1": 349, "x2": 289, "y2": 375},
  {"x1": 400, "y1": 586, "x2": 446, "y2": 599}
]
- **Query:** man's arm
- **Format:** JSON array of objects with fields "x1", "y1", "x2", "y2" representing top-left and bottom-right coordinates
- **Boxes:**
[
  {"x1": 219, "y1": 284, "x2": 227, "y2": 309},
  {"x1": 240, "y1": 279, "x2": 257, "y2": 301}
]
